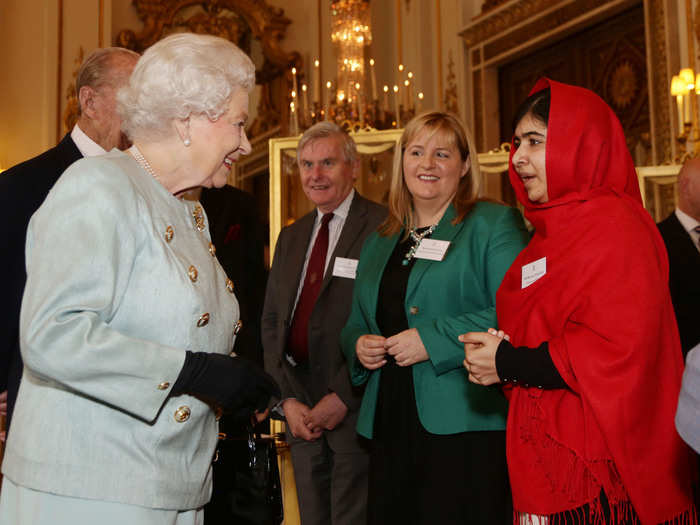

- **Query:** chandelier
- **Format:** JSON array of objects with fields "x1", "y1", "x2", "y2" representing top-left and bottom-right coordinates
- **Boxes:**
[
  {"x1": 331, "y1": 0, "x2": 372, "y2": 104},
  {"x1": 287, "y1": 0, "x2": 422, "y2": 134}
]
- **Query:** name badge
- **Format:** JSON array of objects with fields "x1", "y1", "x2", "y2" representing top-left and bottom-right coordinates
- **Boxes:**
[
  {"x1": 414, "y1": 239, "x2": 450, "y2": 261},
  {"x1": 522, "y1": 257, "x2": 546, "y2": 288},
  {"x1": 332, "y1": 257, "x2": 359, "y2": 279}
]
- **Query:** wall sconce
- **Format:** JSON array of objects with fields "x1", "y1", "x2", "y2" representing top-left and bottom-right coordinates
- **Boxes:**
[{"x1": 671, "y1": 67, "x2": 700, "y2": 159}]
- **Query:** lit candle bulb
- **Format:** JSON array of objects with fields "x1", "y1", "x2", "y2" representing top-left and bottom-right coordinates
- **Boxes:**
[
  {"x1": 301, "y1": 84, "x2": 309, "y2": 122},
  {"x1": 355, "y1": 82, "x2": 364, "y2": 123},
  {"x1": 325, "y1": 81, "x2": 332, "y2": 120},
  {"x1": 404, "y1": 79, "x2": 411, "y2": 110},
  {"x1": 417, "y1": 92, "x2": 424, "y2": 112},
  {"x1": 313, "y1": 59, "x2": 320, "y2": 104},
  {"x1": 291, "y1": 67, "x2": 299, "y2": 109},
  {"x1": 383, "y1": 85, "x2": 389, "y2": 112},
  {"x1": 369, "y1": 58, "x2": 378, "y2": 101},
  {"x1": 393, "y1": 85, "x2": 400, "y2": 128},
  {"x1": 290, "y1": 101, "x2": 298, "y2": 135}
]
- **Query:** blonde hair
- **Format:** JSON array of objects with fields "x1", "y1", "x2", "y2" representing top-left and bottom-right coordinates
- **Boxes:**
[{"x1": 379, "y1": 111, "x2": 481, "y2": 237}]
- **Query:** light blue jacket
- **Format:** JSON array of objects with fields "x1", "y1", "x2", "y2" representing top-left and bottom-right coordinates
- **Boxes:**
[{"x1": 2, "y1": 150, "x2": 239, "y2": 510}]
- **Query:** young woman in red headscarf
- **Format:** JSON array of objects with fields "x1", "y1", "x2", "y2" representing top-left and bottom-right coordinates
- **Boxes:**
[{"x1": 460, "y1": 78, "x2": 696, "y2": 524}]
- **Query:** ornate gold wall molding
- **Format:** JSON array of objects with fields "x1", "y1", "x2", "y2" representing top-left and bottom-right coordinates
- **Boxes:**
[
  {"x1": 62, "y1": 47, "x2": 85, "y2": 134},
  {"x1": 460, "y1": 0, "x2": 671, "y2": 164},
  {"x1": 481, "y1": 0, "x2": 511, "y2": 14},
  {"x1": 444, "y1": 50, "x2": 459, "y2": 114},
  {"x1": 646, "y1": 0, "x2": 671, "y2": 163},
  {"x1": 115, "y1": 0, "x2": 301, "y2": 137},
  {"x1": 462, "y1": 0, "x2": 568, "y2": 48}
]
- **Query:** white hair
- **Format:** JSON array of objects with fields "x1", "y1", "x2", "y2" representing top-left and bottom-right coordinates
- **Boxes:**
[{"x1": 117, "y1": 32, "x2": 255, "y2": 141}]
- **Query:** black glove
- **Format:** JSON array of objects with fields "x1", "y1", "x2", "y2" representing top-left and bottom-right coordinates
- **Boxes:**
[{"x1": 172, "y1": 351, "x2": 280, "y2": 414}]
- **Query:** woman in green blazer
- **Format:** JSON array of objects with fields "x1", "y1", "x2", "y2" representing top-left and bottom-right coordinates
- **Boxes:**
[{"x1": 340, "y1": 112, "x2": 529, "y2": 525}]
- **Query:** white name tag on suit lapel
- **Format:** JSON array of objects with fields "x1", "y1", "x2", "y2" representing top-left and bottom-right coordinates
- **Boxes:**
[
  {"x1": 522, "y1": 257, "x2": 546, "y2": 288},
  {"x1": 332, "y1": 257, "x2": 359, "y2": 279},
  {"x1": 414, "y1": 239, "x2": 450, "y2": 261}
]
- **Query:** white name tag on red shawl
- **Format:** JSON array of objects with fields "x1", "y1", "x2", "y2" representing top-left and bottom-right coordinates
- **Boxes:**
[
  {"x1": 521, "y1": 257, "x2": 546, "y2": 288},
  {"x1": 414, "y1": 239, "x2": 450, "y2": 261},
  {"x1": 332, "y1": 257, "x2": 359, "y2": 279}
]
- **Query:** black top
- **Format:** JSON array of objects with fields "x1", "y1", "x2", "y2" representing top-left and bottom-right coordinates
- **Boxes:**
[
  {"x1": 376, "y1": 230, "x2": 423, "y2": 339},
  {"x1": 495, "y1": 340, "x2": 567, "y2": 389}
]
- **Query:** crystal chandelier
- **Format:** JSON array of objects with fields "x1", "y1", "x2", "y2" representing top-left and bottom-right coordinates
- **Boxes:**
[
  {"x1": 331, "y1": 0, "x2": 372, "y2": 104},
  {"x1": 287, "y1": 0, "x2": 422, "y2": 133}
]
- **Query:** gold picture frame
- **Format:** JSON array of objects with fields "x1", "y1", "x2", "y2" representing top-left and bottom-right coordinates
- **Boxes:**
[{"x1": 636, "y1": 165, "x2": 682, "y2": 222}]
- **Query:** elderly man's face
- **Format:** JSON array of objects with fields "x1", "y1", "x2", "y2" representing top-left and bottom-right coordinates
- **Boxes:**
[
  {"x1": 679, "y1": 158, "x2": 700, "y2": 221},
  {"x1": 87, "y1": 54, "x2": 138, "y2": 151},
  {"x1": 298, "y1": 136, "x2": 357, "y2": 213}
]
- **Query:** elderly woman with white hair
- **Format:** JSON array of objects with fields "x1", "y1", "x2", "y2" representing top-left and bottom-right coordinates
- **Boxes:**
[{"x1": 0, "y1": 33, "x2": 278, "y2": 525}]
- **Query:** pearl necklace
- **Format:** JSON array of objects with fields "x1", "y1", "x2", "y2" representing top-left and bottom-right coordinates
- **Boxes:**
[
  {"x1": 130, "y1": 145, "x2": 157, "y2": 179},
  {"x1": 402, "y1": 224, "x2": 437, "y2": 266}
]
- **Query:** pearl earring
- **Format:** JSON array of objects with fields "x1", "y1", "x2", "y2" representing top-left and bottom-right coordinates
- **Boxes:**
[{"x1": 184, "y1": 138, "x2": 191, "y2": 147}]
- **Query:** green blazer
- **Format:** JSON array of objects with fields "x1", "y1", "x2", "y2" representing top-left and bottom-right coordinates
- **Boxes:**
[{"x1": 341, "y1": 202, "x2": 529, "y2": 438}]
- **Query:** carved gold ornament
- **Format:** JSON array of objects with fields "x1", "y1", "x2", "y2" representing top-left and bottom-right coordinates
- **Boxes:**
[{"x1": 609, "y1": 61, "x2": 638, "y2": 110}]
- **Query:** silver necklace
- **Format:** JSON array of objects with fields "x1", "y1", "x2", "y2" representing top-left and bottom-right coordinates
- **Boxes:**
[
  {"x1": 403, "y1": 224, "x2": 437, "y2": 266},
  {"x1": 130, "y1": 145, "x2": 157, "y2": 179}
]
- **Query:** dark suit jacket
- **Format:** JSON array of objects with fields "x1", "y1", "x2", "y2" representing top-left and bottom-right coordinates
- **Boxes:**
[
  {"x1": 658, "y1": 211, "x2": 700, "y2": 358},
  {"x1": 0, "y1": 134, "x2": 82, "y2": 428},
  {"x1": 262, "y1": 193, "x2": 386, "y2": 425},
  {"x1": 200, "y1": 186, "x2": 267, "y2": 367}
]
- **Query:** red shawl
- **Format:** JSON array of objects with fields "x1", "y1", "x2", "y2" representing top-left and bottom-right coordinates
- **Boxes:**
[{"x1": 497, "y1": 78, "x2": 695, "y2": 524}]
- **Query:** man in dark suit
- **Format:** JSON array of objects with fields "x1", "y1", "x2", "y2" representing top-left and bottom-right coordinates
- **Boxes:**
[
  {"x1": 658, "y1": 158, "x2": 700, "y2": 359},
  {"x1": 189, "y1": 184, "x2": 272, "y2": 524},
  {"x1": 199, "y1": 185, "x2": 267, "y2": 366},
  {"x1": 0, "y1": 47, "x2": 138, "y2": 438},
  {"x1": 262, "y1": 122, "x2": 386, "y2": 525}
]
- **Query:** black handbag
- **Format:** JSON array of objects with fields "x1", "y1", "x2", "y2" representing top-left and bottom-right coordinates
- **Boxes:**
[{"x1": 205, "y1": 425, "x2": 283, "y2": 525}]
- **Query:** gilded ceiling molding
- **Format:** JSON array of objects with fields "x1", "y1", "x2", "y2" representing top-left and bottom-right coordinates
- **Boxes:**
[
  {"x1": 481, "y1": 0, "x2": 511, "y2": 13},
  {"x1": 461, "y1": 0, "x2": 564, "y2": 47}
]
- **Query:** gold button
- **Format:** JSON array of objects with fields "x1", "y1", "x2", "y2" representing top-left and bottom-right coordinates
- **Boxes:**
[
  {"x1": 226, "y1": 278, "x2": 234, "y2": 293},
  {"x1": 164, "y1": 226, "x2": 174, "y2": 243},
  {"x1": 157, "y1": 381, "x2": 170, "y2": 390},
  {"x1": 193, "y1": 205, "x2": 205, "y2": 231},
  {"x1": 208, "y1": 242, "x2": 216, "y2": 256},
  {"x1": 197, "y1": 313, "x2": 210, "y2": 327},
  {"x1": 233, "y1": 319, "x2": 243, "y2": 335},
  {"x1": 188, "y1": 265, "x2": 198, "y2": 282},
  {"x1": 174, "y1": 405, "x2": 191, "y2": 422},
  {"x1": 409, "y1": 306, "x2": 419, "y2": 315}
]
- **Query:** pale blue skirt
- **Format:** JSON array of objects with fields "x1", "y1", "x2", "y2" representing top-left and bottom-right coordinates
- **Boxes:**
[{"x1": 0, "y1": 478, "x2": 204, "y2": 525}]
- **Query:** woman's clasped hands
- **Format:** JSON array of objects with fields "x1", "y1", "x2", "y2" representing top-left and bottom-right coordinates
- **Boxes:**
[
  {"x1": 356, "y1": 328, "x2": 429, "y2": 369},
  {"x1": 459, "y1": 328, "x2": 510, "y2": 386}
]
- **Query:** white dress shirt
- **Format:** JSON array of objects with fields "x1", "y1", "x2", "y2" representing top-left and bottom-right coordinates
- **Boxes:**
[
  {"x1": 675, "y1": 208, "x2": 700, "y2": 253},
  {"x1": 291, "y1": 189, "x2": 355, "y2": 317},
  {"x1": 70, "y1": 124, "x2": 107, "y2": 157}
]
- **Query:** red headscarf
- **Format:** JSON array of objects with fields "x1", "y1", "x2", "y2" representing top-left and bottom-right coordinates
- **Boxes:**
[{"x1": 497, "y1": 78, "x2": 695, "y2": 524}]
